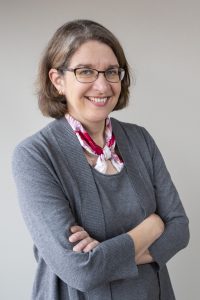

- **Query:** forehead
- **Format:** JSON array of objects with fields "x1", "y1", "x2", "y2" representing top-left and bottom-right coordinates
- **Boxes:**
[{"x1": 69, "y1": 40, "x2": 119, "y2": 68}]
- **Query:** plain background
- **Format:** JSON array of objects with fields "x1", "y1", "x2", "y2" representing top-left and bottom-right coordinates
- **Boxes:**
[{"x1": 1, "y1": 0, "x2": 199, "y2": 299}]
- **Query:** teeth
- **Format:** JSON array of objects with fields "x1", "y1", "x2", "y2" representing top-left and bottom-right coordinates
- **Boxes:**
[{"x1": 88, "y1": 97, "x2": 108, "y2": 103}]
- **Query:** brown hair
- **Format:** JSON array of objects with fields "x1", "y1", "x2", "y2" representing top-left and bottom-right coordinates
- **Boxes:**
[{"x1": 36, "y1": 19, "x2": 131, "y2": 118}]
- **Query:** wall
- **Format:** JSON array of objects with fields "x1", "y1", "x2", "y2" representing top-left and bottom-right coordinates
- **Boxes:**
[{"x1": 1, "y1": 0, "x2": 199, "y2": 299}]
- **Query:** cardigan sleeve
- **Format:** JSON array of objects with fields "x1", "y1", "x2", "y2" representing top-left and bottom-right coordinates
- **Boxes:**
[
  {"x1": 12, "y1": 143, "x2": 138, "y2": 292},
  {"x1": 140, "y1": 127, "x2": 190, "y2": 270}
]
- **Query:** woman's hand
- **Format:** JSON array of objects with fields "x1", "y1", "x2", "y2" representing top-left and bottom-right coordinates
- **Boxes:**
[
  {"x1": 135, "y1": 250, "x2": 154, "y2": 265},
  {"x1": 127, "y1": 213, "x2": 165, "y2": 260},
  {"x1": 69, "y1": 225, "x2": 100, "y2": 252}
]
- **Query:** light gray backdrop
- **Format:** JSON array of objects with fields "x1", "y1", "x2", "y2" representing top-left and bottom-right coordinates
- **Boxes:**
[{"x1": 1, "y1": 0, "x2": 199, "y2": 299}]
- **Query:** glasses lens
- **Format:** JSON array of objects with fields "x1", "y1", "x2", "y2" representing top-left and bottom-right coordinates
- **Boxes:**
[
  {"x1": 105, "y1": 68, "x2": 125, "y2": 82},
  {"x1": 119, "y1": 68, "x2": 125, "y2": 81},
  {"x1": 75, "y1": 68, "x2": 97, "y2": 82}
]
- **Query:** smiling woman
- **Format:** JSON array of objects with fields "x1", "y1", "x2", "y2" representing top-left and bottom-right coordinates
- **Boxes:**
[
  {"x1": 49, "y1": 40, "x2": 122, "y2": 142},
  {"x1": 12, "y1": 19, "x2": 189, "y2": 300},
  {"x1": 36, "y1": 20, "x2": 130, "y2": 120}
]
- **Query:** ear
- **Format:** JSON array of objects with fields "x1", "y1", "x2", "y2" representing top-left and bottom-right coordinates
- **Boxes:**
[{"x1": 49, "y1": 68, "x2": 64, "y2": 94}]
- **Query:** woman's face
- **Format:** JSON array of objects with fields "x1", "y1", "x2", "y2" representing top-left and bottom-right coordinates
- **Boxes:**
[{"x1": 60, "y1": 40, "x2": 121, "y2": 129}]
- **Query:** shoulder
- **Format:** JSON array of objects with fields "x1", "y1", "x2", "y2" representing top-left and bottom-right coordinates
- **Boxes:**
[
  {"x1": 14, "y1": 118, "x2": 62, "y2": 149},
  {"x1": 111, "y1": 117, "x2": 156, "y2": 151},
  {"x1": 12, "y1": 118, "x2": 61, "y2": 165},
  {"x1": 111, "y1": 117, "x2": 149, "y2": 136}
]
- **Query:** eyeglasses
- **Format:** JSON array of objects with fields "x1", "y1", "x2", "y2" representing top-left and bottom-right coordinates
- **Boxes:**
[{"x1": 58, "y1": 67, "x2": 125, "y2": 83}]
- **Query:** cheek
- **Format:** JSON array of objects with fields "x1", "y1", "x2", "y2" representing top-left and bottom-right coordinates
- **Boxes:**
[
  {"x1": 114, "y1": 84, "x2": 121, "y2": 98},
  {"x1": 65, "y1": 83, "x2": 86, "y2": 100},
  {"x1": 73, "y1": 82, "x2": 91, "y2": 97}
]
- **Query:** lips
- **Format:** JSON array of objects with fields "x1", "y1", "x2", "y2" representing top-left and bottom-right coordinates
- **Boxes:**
[{"x1": 86, "y1": 96, "x2": 110, "y2": 104}]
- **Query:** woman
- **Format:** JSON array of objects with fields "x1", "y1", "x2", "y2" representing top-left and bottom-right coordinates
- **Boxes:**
[{"x1": 12, "y1": 19, "x2": 189, "y2": 300}]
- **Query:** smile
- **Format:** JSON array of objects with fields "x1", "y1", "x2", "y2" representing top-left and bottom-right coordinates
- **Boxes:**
[{"x1": 86, "y1": 96, "x2": 110, "y2": 104}]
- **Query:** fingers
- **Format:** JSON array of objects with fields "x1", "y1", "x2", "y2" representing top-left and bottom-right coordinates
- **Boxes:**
[
  {"x1": 135, "y1": 250, "x2": 154, "y2": 265},
  {"x1": 69, "y1": 230, "x2": 89, "y2": 243},
  {"x1": 73, "y1": 236, "x2": 93, "y2": 252},
  {"x1": 82, "y1": 240, "x2": 100, "y2": 252},
  {"x1": 70, "y1": 225, "x2": 84, "y2": 233},
  {"x1": 73, "y1": 238, "x2": 100, "y2": 252},
  {"x1": 69, "y1": 225, "x2": 100, "y2": 252}
]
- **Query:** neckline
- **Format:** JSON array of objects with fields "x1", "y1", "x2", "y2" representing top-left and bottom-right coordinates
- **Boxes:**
[{"x1": 89, "y1": 164, "x2": 126, "y2": 177}]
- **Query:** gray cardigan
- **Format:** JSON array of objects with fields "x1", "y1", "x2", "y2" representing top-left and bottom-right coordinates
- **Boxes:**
[{"x1": 12, "y1": 117, "x2": 189, "y2": 300}]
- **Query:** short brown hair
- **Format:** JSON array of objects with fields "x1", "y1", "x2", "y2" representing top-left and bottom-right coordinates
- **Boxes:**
[{"x1": 36, "y1": 19, "x2": 131, "y2": 118}]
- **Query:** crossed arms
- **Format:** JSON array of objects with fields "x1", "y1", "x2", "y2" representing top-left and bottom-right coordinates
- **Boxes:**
[{"x1": 68, "y1": 213, "x2": 164, "y2": 265}]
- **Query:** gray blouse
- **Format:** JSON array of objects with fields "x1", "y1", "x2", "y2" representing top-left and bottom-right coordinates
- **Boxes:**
[{"x1": 90, "y1": 165, "x2": 160, "y2": 300}]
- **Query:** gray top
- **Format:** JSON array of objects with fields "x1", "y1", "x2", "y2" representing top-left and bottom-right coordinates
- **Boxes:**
[
  {"x1": 91, "y1": 166, "x2": 144, "y2": 238},
  {"x1": 91, "y1": 166, "x2": 160, "y2": 300},
  {"x1": 12, "y1": 117, "x2": 189, "y2": 300}
]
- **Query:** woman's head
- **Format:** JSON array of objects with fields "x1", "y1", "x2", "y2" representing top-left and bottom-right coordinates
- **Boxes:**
[{"x1": 37, "y1": 19, "x2": 131, "y2": 119}]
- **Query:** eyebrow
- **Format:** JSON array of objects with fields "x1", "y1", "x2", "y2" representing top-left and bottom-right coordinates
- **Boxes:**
[{"x1": 73, "y1": 64, "x2": 120, "y2": 69}]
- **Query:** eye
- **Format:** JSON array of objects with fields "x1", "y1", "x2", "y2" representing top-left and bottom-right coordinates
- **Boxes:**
[
  {"x1": 106, "y1": 68, "x2": 119, "y2": 77},
  {"x1": 77, "y1": 68, "x2": 95, "y2": 77}
]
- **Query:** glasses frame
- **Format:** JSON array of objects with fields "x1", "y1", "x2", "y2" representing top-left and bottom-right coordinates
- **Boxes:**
[{"x1": 58, "y1": 67, "x2": 125, "y2": 83}]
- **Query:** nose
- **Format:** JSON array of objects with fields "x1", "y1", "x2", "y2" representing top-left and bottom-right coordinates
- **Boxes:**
[{"x1": 92, "y1": 73, "x2": 111, "y2": 92}]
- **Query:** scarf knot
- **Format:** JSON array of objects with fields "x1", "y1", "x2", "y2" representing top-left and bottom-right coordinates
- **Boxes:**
[
  {"x1": 103, "y1": 145, "x2": 112, "y2": 160},
  {"x1": 66, "y1": 114, "x2": 124, "y2": 174}
]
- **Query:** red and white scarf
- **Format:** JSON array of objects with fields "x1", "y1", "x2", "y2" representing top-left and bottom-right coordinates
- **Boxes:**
[{"x1": 65, "y1": 114, "x2": 124, "y2": 174}]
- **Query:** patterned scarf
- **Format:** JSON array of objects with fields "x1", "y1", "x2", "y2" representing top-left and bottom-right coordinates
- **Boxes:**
[{"x1": 65, "y1": 114, "x2": 124, "y2": 174}]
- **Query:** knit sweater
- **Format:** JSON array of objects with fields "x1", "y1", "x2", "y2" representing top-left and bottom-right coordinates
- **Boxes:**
[{"x1": 12, "y1": 117, "x2": 189, "y2": 300}]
